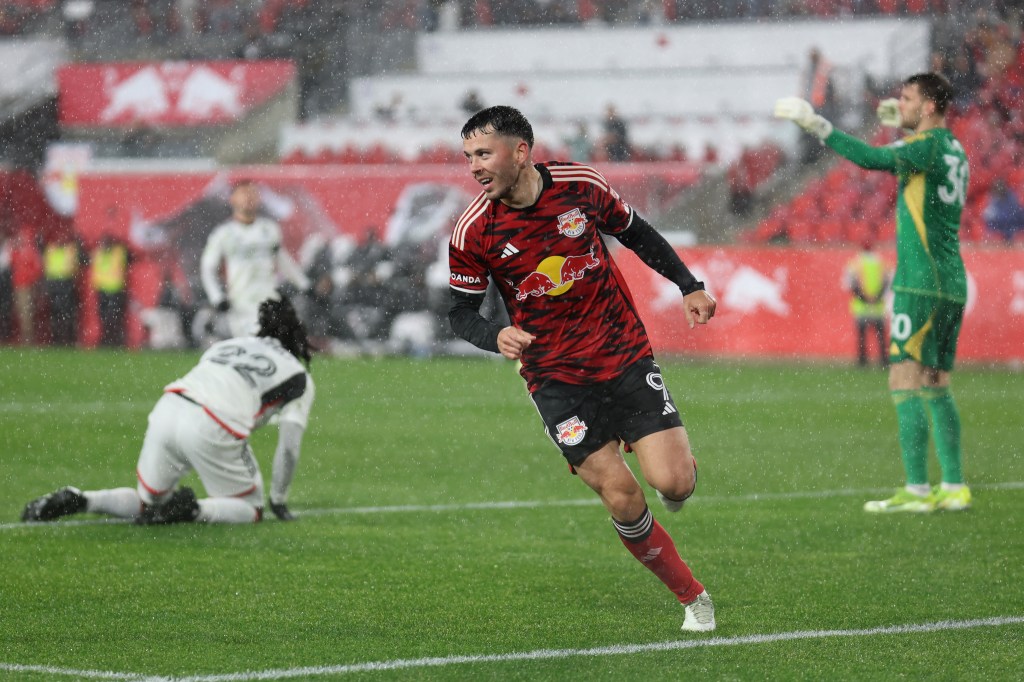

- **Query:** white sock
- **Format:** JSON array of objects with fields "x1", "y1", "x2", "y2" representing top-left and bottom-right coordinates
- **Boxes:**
[
  {"x1": 941, "y1": 482, "x2": 965, "y2": 492},
  {"x1": 905, "y1": 484, "x2": 931, "y2": 497},
  {"x1": 196, "y1": 498, "x2": 260, "y2": 524},
  {"x1": 84, "y1": 488, "x2": 143, "y2": 519}
]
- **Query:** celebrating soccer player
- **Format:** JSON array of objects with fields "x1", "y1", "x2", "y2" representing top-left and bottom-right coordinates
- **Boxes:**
[
  {"x1": 448, "y1": 105, "x2": 717, "y2": 632},
  {"x1": 775, "y1": 72, "x2": 972, "y2": 513}
]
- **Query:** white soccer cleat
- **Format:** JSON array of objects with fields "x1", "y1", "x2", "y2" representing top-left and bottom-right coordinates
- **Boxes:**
[
  {"x1": 657, "y1": 489, "x2": 686, "y2": 513},
  {"x1": 681, "y1": 590, "x2": 716, "y2": 632}
]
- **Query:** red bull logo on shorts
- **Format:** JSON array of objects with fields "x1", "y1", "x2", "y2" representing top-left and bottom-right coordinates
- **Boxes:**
[
  {"x1": 555, "y1": 416, "x2": 587, "y2": 445},
  {"x1": 513, "y1": 250, "x2": 600, "y2": 301},
  {"x1": 556, "y1": 208, "x2": 587, "y2": 237}
]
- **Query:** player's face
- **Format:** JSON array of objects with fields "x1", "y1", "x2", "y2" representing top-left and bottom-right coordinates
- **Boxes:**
[
  {"x1": 462, "y1": 129, "x2": 528, "y2": 203},
  {"x1": 898, "y1": 84, "x2": 931, "y2": 131},
  {"x1": 230, "y1": 185, "x2": 261, "y2": 222}
]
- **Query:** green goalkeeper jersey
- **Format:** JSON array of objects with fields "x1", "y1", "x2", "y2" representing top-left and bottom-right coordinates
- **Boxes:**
[{"x1": 826, "y1": 127, "x2": 968, "y2": 303}]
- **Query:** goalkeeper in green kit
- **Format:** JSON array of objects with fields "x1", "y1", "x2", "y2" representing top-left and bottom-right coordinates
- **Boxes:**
[{"x1": 775, "y1": 72, "x2": 971, "y2": 513}]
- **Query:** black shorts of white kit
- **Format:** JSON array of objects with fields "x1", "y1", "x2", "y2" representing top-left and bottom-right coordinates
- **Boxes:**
[{"x1": 530, "y1": 356, "x2": 684, "y2": 468}]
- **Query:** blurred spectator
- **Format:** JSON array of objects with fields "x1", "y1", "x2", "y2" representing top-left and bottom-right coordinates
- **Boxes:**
[
  {"x1": 844, "y1": 240, "x2": 890, "y2": 368},
  {"x1": 800, "y1": 47, "x2": 836, "y2": 163},
  {"x1": 10, "y1": 229, "x2": 41, "y2": 345},
  {"x1": 43, "y1": 234, "x2": 84, "y2": 346},
  {"x1": 983, "y1": 179, "x2": 1024, "y2": 242},
  {"x1": 563, "y1": 121, "x2": 593, "y2": 162},
  {"x1": 460, "y1": 89, "x2": 485, "y2": 116},
  {"x1": 0, "y1": 234, "x2": 12, "y2": 342},
  {"x1": 374, "y1": 92, "x2": 404, "y2": 122},
  {"x1": 238, "y1": 19, "x2": 271, "y2": 59},
  {"x1": 90, "y1": 233, "x2": 131, "y2": 347},
  {"x1": 200, "y1": 0, "x2": 243, "y2": 34},
  {"x1": 120, "y1": 122, "x2": 160, "y2": 158},
  {"x1": 946, "y1": 48, "x2": 982, "y2": 111},
  {"x1": 602, "y1": 104, "x2": 631, "y2": 162},
  {"x1": 140, "y1": 265, "x2": 194, "y2": 350},
  {"x1": 727, "y1": 148, "x2": 755, "y2": 216},
  {"x1": 702, "y1": 143, "x2": 719, "y2": 164}
]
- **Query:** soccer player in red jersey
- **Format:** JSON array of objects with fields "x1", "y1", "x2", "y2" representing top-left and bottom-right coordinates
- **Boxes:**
[{"x1": 448, "y1": 106, "x2": 718, "y2": 632}]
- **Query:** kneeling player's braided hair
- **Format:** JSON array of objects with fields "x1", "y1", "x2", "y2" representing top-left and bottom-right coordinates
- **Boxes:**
[{"x1": 257, "y1": 295, "x2": 312, "y2": 366}]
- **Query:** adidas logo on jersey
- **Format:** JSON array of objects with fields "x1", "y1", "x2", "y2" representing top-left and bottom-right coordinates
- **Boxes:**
[
  {"x1": 662, "y1": 403, "x2": 677, "y2": 415},
  {"x1": 501, "y1": 243, "x2": 520, "y2": 259}
]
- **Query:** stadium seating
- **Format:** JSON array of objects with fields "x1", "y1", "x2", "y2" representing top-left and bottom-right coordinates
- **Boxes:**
[{"x1": 744, "y1": 30, "x2": 1024, "y2": 247}]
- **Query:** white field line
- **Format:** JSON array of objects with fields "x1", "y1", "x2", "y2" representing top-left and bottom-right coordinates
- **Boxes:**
[
  {"x1": 0, "y1": 401, "x2": 148, "y2": 413},
  {"x1": 2, "y1": 616, "x2": 1023, "y2": 681},
  {"x1": 4, "y1": 481, "x2": 1024, "y2": 532}
]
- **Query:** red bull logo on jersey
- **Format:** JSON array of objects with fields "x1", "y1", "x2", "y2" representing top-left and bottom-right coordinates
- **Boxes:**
[
  {"x1": 513, "y1": 250, "x2": 600, "y2": 301},
  {"x1": 555, "y1": 416, "x2": 588, "y2": 446},
  {"x1": 556, "y1": 208, "x2": 587, "y2": 237}
]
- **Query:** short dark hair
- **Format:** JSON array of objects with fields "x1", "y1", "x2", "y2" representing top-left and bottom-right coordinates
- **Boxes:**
[
  {"x1": 904, "y1": 72, "x2": 954, "y2": 115},
  {"x1": 258, "y1": 295, "x2": 312, "y2": 366},
  {"x1": 461, "y1": 105, "x2": 534, "y2": 148}
]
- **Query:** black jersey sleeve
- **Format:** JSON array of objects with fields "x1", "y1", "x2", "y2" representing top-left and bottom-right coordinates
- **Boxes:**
[
  {"x1": 448, "y1": 289, "x2": 502, "y2": 353},
  {"x1": 614, "y1": 214, "x2": 705, "y2": 296}
]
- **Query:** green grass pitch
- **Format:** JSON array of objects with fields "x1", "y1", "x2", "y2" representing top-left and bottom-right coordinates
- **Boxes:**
[{"x1": 1, "y1": 348, "x2": 1022, "y2": 680}]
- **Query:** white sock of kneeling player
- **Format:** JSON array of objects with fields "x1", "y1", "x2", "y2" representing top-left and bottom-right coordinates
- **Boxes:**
[
  {"x1": 84, "y1": 488, "x2": 143, "y2": 518},
  {"x1": 197, "y1": 498, "x2": 261, "y2": 523}
]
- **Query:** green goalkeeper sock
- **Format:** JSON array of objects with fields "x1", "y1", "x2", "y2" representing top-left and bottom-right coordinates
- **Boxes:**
[
  {"x1": 892, "y1": 389, "x2": 929, "y2": 486},
  {"x1": 922, "y1": 386, "x2": 964, "y2": 485}
]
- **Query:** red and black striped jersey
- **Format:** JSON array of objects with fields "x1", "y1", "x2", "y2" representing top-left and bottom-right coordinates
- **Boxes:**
[{"x1": 449, "y1": 161, "x2": 652, "y2": 391}]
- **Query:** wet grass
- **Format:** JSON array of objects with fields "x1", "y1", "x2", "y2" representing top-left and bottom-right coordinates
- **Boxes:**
[{"x1": 1, "y1": 349, "x2": 1022, "y2": 680}]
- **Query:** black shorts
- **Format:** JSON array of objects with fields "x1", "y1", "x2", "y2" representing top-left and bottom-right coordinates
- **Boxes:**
[{"x1": 529, "y1": 356, "x2": 684, "y2": 467}]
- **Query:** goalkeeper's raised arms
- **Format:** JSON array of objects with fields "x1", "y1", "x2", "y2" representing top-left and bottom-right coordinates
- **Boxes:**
[
  {"x1": 876, "y1": 98, "x2": 901, "y2": 128},
  {"x1": 773, "y1": 96, "x2": 834, "y2": 140}
]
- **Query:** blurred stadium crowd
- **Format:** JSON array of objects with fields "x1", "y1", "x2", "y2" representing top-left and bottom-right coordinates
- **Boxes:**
[{"x1": 0, "y1": 0, "x2": 1021, "y2": 352}]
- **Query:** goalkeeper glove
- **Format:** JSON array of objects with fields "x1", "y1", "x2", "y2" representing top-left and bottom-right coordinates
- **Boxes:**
[
  {"x1": 876, "y1": 98, "x2": 901, "y2": 128},
  {"x1": 773, "y1": 97, "x2": 834, "y2": 141}
]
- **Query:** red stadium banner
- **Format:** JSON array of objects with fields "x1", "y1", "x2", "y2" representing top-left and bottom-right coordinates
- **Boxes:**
[
  {"x1": 614, "y1": 246, "x2": 1024, "y2": 364},
  {"x1": 58, "y1": 61, "x2": 296, "y2": 127},
  {"x1": 71, "y1": 165, "x2": 1022, "y2": 364}
]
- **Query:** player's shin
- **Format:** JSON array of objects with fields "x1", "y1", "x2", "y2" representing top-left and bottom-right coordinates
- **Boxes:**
[
  {"x1": 85, "y1": 488, "x2": 144, "y2": 518},
  {"x1": 613, "y1": 506, "x2": 704, "y2": 604},
  {"x1": 922, "y1": 386, "x2": 964, "y2": 484},
  {"x1": 891, "y1": 389, "x2": 930, "y2": 489},
  {"x1": 196, "y1": 498, "x2": 262, "y2": 523}
]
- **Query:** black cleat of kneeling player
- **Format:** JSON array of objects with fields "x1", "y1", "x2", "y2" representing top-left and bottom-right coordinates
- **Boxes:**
[
  {"x1": 269, "y1": 501, "x2": 295, "y2": 521},
  {"x1": 136, "y1": 487, "x2": 200, "y2": 525},
  {"x1": 22, "y1": 486, "x2": 88, "y2": 522}
]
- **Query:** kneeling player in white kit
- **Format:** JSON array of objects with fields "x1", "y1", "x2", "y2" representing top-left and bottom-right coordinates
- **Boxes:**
[{"x1": 22, "y1": 296, "x2": 315, "y2": 525}]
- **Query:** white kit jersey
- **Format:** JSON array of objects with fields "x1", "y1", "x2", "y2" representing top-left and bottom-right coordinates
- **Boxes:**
[
  {"x1": 200, "y1": 217, "x2": 309, "y2": 309},
  {"x1": 165, "y1": 336, "x2": 314, "y2": 438}
]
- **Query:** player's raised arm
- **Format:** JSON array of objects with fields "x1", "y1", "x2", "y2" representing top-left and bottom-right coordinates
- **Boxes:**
[{"x1": 774, "y1": 96, "x2": 897, "y2": 171}]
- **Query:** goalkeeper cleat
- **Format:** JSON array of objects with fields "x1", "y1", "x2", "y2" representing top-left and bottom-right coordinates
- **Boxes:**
[
  {"x1": 136, "y1": 487, "x2": 200, "y2": 525},
  {"x1": 22, "y1": 486, "x2": 87, "y2": 522},
  {"x1": 932, "y1": 485, "x2": 972, "y2": 511},
  {"x1": 681, "y1": 590, "x2": 716, "y2": 632},
  {"x1": 269, "y1": 501, "x2": 296, "y2": 521},
  {"x1": 863, "y1": 489, "x2": 935, "y2": 513}
]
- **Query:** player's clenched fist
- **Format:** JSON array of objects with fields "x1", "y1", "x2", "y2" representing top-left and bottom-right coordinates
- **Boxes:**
[
  {"x1": 682, "y1": 290, "x2": 717, "y2": 329},
  {"x1": 497, "y1": 326, "x2": 536, "y2": 360}
]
